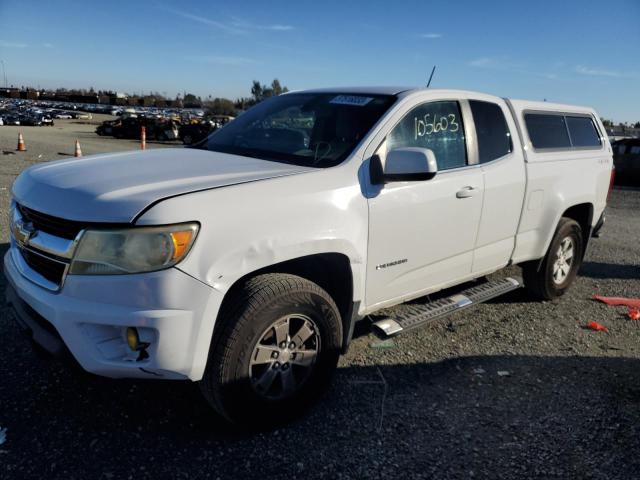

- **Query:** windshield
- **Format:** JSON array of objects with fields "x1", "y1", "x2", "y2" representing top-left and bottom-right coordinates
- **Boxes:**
[{"x1": 204, "y1": 93, "x2": 396, "y2": 167}]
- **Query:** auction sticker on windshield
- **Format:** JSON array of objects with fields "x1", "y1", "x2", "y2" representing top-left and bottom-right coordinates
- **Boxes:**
[{"x1": 330, "y1": 95, "x2": 374, "y2": 106}]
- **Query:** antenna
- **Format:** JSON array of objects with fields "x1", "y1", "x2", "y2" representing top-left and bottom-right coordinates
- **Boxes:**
[{"x1": 426, "y1": 65, "x2": 436, "y2": 88}]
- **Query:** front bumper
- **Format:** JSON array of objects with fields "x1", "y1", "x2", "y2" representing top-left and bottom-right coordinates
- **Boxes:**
[{"x1": 4, "y1": 249, "x2": 223, "y2": 380}]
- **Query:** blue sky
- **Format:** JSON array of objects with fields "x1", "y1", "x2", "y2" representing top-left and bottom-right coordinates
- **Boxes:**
[{"x1": 0, "y1": 0, "x2": 638, "y2": 122}]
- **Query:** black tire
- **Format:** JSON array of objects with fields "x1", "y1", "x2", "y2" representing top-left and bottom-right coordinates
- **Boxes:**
[
  {"x1": 199, "y1": 273, "x2": 342, "y2": 427},
  {"x1": 522, "y1": 217, "x2": 583, "y2": 300}
]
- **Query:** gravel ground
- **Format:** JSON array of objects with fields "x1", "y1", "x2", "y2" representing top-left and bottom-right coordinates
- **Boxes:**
[{"x1": 0, "y1": 127, "x2": 639, "y2": 479}]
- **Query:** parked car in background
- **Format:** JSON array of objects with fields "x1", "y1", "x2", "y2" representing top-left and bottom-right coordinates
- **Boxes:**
[
  {"x1": 18, "y1": 115, "x2": 42, "y2": 126},
  {"x1": 96, "y1": 116, "x2": 179, "y2": 141},
  {"x1": 612, "y1": 138, "x2": 640, "y2": 185},
  {"x1": 95, "y1": 119, "x2": 119, "y2": 136},
  {"x1": 3, "y1": 114, "x2": 20, "y2": 125},
  {"x1": 180, "y1": 115, "x2": 234, "y2": 145},
  {"x1": 111, "y1": 117, "x2": 144, "y2": 139},
  {"x1": 179, "y1": 120, "x2": 216, "y2": 145}
]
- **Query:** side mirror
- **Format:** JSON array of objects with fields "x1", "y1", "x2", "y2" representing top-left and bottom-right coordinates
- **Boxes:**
[{"x1": 382, "y1": 147, "x2": 438, "y2": 182}]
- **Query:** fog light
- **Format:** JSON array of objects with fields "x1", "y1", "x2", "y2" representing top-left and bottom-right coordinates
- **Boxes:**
[{"x1": 126, "y1": 327, "x2": 139, "y2": 351}]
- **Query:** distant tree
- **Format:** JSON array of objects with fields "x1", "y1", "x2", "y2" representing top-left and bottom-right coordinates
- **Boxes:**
[
  {"x1": 150, "y1": 91, "x2": 166, "y2": 101},
  {"x1": 183, "y1": 93, "x2": 202, "y2": 108},
  {"x1": 601, "y1": 118, "x2": 613, "y2": 128},
  {"x1": 251, "y1": 79, "x2": 289, "y2": 103},
  {"x1": 271, "y1": 79, "x2": 283, "y2": 96},
  {"x1": 251, "y1": 80, "x2": 263, "y2": 102},
  {"x1": 234, "y1": 97, "x2": 255, "y2": 111},
  {"x1": 634, "y1": 121, "x2": 640, "y2": 129},
  {"x1": 205, "y1": 97, "x2": 237, "y2": 116}
]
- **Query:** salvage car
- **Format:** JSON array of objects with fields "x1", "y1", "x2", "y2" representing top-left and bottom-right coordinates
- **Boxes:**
[
  {"x1": 110, "y1": 117, "x2": 143, "y2": 139},
  {"x1": 95, "y1": 119, "x2": 118, "y2": 136},
  {"x1": 5, "y1": 87, "x2": 614, "y2": 426},
  {"x1": 179, "y1": 120, "x2": 216, "y2": 145},
  {"x1": 18, "y1": 115, "x2": 43, "y2": 126}
]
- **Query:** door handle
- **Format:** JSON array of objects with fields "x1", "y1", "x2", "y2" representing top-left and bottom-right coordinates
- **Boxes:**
[{"x1": 456, "y1": 186, "x2": 477, "y2": 199}]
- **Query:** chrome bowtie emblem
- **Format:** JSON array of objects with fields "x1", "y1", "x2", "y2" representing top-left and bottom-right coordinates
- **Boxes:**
[{"x1": 13, "y1": 218, "x2": 37, "y2": 246}]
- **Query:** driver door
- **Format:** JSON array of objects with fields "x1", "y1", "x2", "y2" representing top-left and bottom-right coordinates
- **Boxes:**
[{"x1": 365, "y1": 99, "x2": 484, "y2": 308}]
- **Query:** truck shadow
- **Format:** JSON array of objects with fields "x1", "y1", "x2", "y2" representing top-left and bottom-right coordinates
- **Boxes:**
[
  {"x1": 2, "y1": 334, "x2": 640, "y2": 478},
  {"x1": 580, "y1": 261, "x2": 640, "y2": 280}
]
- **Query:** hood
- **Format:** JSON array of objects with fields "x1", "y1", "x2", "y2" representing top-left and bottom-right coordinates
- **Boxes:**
[{"x1": 12, "y1": 148, "x2": 312, "y2": 222}]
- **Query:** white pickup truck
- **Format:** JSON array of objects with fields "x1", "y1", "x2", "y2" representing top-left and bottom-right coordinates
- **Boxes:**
[{"x1": 5, "y1": 87, "x2": 614, "y2": 426}]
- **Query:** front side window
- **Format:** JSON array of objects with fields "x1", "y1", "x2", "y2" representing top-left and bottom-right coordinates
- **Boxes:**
[
  {"x1": 566, "y1": 116, "x2": 601, "y2": 147},
  {"x1": 387, "y1": 101, "x2": 467, "y2": 170},
  {"x1": 470, "y1": 100, "x2": 512, "y2": 163},
  {"x1": 205, "y1": 93, "x2": 396, "y2": 167}
]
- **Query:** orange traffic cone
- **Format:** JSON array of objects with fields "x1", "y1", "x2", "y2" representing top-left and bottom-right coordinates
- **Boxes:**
[
  {"x1": 17, "y1": 132, "x2": 26, "y2": 151},
  {"x1": 74, "y1": 139, "x2": 82, "y2": 157},
  {"x1": 140, "y1": 126, "x2": 146, "y2": 150}
]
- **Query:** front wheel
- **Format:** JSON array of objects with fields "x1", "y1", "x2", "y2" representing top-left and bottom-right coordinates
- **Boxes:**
[
  {"x1": 522, "y1": 217, "x2": 583, "y2": 300},
  {"x1": 199, "y1": 273, "x2": 342, "y2": 427}
]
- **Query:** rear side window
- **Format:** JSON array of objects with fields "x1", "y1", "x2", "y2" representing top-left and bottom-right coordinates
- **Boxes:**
[
  {"x1": 525, "y1": 112, "x2": 602, "y2": 150},
  {"x1": 565, "y1": 116, "x2": 601, "y2": 147},
  {"x1": 387, "y1": 101, "x2": 467, "y2": 171},
  {"x1": 470, "y1": 100, "x2": 512, "y2": 163},
  {"x1": 525, "y1": 114, "x2": 571, "y2": 149}
]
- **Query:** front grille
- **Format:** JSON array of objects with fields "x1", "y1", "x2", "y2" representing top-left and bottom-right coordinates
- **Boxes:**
[
  {"x1": 20, "y1": 248, "x2": 67, "y2": 285},
  {"x1": 18, "y1": 204, "x2": 85, "y2": 240}
]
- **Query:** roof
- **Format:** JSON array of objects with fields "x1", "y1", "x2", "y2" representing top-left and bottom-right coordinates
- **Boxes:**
[
  {"x1": 508, "y1": 98, "x2": 596, "y2": 115},
  {"x1": 288, "y1": 86, "x2": 413, "y2": 96},
  {"x1": 286, "y1": 87, "x2": 598, "y2": 113},
  {"x1": 289, "y1": 87, "x2": 505, "y2": 100}
]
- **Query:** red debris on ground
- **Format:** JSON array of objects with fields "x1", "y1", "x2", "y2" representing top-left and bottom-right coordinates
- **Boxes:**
[
  {"x1": 593, "y1": 295, "x2": 640, "y2": 308},
  {"x1": 629, "y1": 308, "x2": 640, "y2": 321},
  {"x1": 586, "y1": 321, "x2": 609, "y2": 333}
]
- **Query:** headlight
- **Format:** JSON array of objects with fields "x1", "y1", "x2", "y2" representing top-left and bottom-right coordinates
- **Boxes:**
[{"x1": 69, "y1": 223, "x2": 199, "y2": 275}]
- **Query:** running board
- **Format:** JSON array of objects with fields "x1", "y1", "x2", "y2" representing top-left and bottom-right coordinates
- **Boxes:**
[{"x1": 372, "y1": 277, "x2": 521, "y2": 337}]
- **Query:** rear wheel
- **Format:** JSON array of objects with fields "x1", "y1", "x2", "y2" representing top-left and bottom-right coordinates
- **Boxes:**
[
  {"x1": 199, "y1": 273, "x2": 342, "y2": 427},
  {"x1": 522, "y1": 217, "x2": 583, "y2": 300}
]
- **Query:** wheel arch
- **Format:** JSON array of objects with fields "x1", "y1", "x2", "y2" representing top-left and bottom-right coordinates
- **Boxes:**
[
  {"x1": 559, "y1": 202, "x2": 594, "y2": 260},
  {"x1": 529, "y1": 202, "x2": 594, "y2": 273},
  {"x1": 216, "y1": 253, "x2": 358, "y2": 352}
]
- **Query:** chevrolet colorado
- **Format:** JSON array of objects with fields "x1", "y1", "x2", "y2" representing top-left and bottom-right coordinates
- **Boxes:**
[{"x1": 5, "y1": 87, "x2": 614, "y2": 425}]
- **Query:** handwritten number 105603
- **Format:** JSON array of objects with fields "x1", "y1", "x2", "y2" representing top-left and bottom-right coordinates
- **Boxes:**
[{"x1": 414, "y1": 113, "x2": 459, "y2": 140}]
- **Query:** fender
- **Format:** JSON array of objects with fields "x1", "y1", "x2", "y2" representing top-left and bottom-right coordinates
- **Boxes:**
[
  {"x1": 135, "y1": 164, "x2": 369, "y2": 306},
  {"x1": 512, "y1": 161, "x2": 601, "y2": 265}
]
